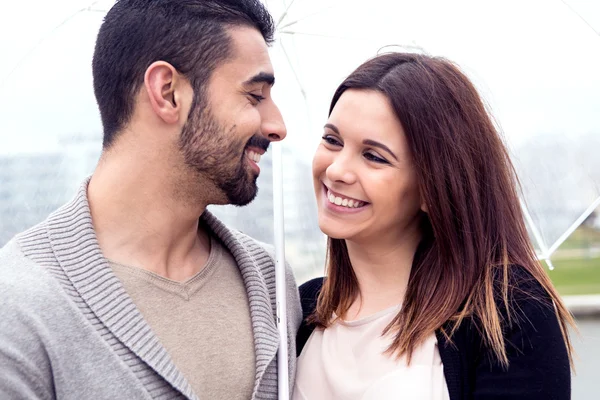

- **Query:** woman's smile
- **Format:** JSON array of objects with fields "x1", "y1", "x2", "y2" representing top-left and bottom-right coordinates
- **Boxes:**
[{"x1": 321, "y1": 183, "x2": 370, "y2": 214}]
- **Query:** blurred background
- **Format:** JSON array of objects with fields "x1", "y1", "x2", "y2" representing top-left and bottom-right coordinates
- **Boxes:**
[{"x1": 0, "y1": 0, "x2": 598, "y2": 397}]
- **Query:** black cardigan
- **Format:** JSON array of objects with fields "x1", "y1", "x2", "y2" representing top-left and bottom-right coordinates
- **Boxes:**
[{"x1": 296, "y1": 271, "x2": 571, "y2": 400}]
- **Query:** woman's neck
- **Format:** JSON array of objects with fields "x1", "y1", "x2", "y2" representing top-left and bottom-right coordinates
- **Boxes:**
[{"x1": 344, "y1": 226, "x2": 422, "y2": 320}]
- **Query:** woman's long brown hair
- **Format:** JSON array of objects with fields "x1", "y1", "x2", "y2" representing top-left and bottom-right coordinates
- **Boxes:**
[{"x1": 311, "y1": 52, "x2": 575, "y2": 368}]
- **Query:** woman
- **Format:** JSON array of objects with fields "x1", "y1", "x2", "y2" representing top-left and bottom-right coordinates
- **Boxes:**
[{"x1": 294, "y1": 52, "x2": 574, "y2": 400}]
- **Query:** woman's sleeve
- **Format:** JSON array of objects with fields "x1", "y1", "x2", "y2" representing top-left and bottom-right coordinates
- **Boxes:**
[
  {"x1": 296, "y1": 277, "x2": 324, "y2": 356},
  {"x1": 473, "y1": 271, "x2": 571, "y2": 400}
]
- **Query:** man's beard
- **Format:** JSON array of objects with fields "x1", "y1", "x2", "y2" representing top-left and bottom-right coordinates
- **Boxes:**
[{"x1": 179, "y1": 103, "x2": 270, "y2": 206}]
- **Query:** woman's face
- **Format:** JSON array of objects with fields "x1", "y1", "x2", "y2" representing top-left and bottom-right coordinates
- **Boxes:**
[{"x1": 312, "y1": 89, "x2": 425, "y2": 243}]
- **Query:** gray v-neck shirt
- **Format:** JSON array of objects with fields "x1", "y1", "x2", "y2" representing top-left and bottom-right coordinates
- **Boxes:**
[{"x1": 110, "y1": 236, "x2": 255, "y2": 399}]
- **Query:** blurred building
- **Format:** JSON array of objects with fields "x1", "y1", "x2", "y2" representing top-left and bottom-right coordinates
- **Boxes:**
[
  {"x1": 0, "y1": 133, "x2": 101, "y2": 245},
  {"x1": 0, "y1": 152, "x2": 71, "y2": 244}
]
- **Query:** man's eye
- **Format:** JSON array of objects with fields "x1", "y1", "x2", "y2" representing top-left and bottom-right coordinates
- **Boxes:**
[{"x1": 249, "y1": 94, "x2": 265, "y2": 104}]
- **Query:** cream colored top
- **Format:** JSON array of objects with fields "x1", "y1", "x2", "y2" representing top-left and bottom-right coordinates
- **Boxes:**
[
  {"x1": 293, "y1": 304, "x2": 449, "y2": 400},
  {"x1": 109, "y1": 236, "x2": 255, "y2": 400}
]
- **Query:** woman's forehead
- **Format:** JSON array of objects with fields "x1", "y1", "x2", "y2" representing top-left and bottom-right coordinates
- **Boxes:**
[{"x1": 328, "y1": 89, "x2": 409, "y2": 151}]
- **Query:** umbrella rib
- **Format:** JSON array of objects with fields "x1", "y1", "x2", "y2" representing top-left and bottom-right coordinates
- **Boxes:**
[
  {"x1": 547, "y1": 195, "x2": 600, "y2": 256},
  {"x1": 272, "y1": 142, "x2": 290, "y2": 400},
  {"x1": 0, "y1": 0, "x2": 104, "y2": 90},
  {"x1": 280, "y1": 42, "x2": 307, "y2": 101},
  {"x1": 276, "y1": 0, "x2": 298, "y2": 28},
  {"x1": 280, "y1": 30, "x2": 365, "y2": 41},
  {"x1": 520, "y1": 198, "x2": 551, "y2": 261},
  {"x1": 278, "y1": 5, "x2": 341, "y2": 30},
  {"x1": 559, "y1": 0, "x2": 600, "y2": 38}
]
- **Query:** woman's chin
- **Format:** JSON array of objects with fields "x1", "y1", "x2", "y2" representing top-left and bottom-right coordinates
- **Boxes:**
[{"x1": 318, "y1": 218, "x2": 353, "y2": 240}]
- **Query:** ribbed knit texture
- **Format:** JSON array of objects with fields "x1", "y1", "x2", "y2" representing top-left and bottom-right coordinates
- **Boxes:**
[{"x1": 14, "y1": 179, "x2": 301, "y2": 399}]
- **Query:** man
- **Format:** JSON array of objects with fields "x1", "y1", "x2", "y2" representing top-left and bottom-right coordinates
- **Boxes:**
[{"x1": 0, "y1": 1, "x2": 302, "y2": 399}]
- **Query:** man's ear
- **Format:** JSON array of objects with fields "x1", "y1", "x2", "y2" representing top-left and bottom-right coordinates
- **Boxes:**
[{"x1": 144, "y1": 61, "x2": 186, "y2": 125}]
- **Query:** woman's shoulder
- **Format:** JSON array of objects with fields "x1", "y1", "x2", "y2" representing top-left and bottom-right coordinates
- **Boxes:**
[
  {"x1": 296, "y1": 277, "x2": 324, "y2": 356},
  {"x1": 455, "y1": 265, "x2": 557, "y2": 341},
  {"x1": 440, "y1": 264, "x2": 557, "y2": 353},
  {"x1": 461, "y1": 265, "x2": 566, "y2": 365},
  {"x1": 299, "y1": 277, "x2": 324, "y2": 318},
  {"x1": 439, "y1": 264, "x2": 570, "y2": 399},
  {"x1": 300, "y1": 277, "x2": 324, "y2": 297},
  {"x1": 494, "y1": 264, "x2": 555, "y2": 318}
]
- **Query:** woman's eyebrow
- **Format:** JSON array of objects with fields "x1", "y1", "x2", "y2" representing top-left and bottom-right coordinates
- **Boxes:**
[
  {"x1": 362, "y1": 139, "x2": 398, "y2": 161},
  {"x1": 325, "y1": 123, "x2": 398, "y2": 161}
]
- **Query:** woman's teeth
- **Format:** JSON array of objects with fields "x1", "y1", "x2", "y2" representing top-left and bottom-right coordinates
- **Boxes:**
[
  {"x1": 246, "y1": 150, "x2": 261, "y2": 163},
  {"x1": 327, "y1": 190, "x2": 365, "y2": 208}
]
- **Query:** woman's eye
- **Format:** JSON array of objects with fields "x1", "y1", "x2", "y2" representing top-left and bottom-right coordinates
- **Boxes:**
[
  {"x1": 364, "y1": 152, "x2": 388, "y2": 164},
  {"x1": 322, "y1": 135, "x2": 341, "y2": 146}
]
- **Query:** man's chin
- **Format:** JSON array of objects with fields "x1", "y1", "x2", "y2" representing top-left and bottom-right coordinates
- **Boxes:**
[
  {"x1": 226, "y1": 182, "x2": 259, "y2": 207},
  {"x1": 229, "y1": 194, "x2": 258, "y2": 207}
]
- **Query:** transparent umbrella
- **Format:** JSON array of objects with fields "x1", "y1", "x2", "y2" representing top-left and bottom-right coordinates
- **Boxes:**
[
  {"x1": 4, "y1": 0, "x2": 597, "y2": 271},
  {"x1": 265, "y1": 0, "x2": 600, "y2": 271}
]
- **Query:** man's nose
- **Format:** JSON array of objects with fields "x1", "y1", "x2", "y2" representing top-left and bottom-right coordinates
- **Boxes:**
[{"x1": 260, "y1": 101, "x2": 287, "y2": 142}]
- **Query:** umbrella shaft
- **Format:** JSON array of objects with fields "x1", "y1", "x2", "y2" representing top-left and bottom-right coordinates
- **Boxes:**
[{"x1": 272, "y1": 143, "x2": 290, "y2": 400}]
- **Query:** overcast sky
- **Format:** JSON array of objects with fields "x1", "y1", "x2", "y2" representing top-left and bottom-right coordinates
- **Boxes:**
[{"x1": 0, "y1": 0, "x2": 598, "y2": 154}]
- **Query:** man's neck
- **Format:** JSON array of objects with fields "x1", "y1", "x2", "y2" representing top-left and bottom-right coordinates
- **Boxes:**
[{"x1": 88, "y1": 152, "x2": 212, "y2": 282}]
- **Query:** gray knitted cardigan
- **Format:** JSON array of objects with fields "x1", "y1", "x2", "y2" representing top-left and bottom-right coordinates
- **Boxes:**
[{"x1": 0, "y1": 180, "x2": 302, "y2": 400}]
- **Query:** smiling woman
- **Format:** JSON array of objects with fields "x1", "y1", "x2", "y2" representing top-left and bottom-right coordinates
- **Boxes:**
[
  {"x1": 313, "y1": 89, "x2": 423, "y2": 244},
  {"x1": 295, "y1": 52, "x2": 575, "y2": 400}
]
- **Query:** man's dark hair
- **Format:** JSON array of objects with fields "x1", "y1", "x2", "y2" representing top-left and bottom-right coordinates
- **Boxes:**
[{"x1": 92, "y1": 0, "x2": 275, "y2": 148}]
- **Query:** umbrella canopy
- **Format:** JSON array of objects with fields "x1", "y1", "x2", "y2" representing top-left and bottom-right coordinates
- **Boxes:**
[
  {"x1": 267, "y1": 0, "x2": 600, "y2": 269},
  {"x1": 1, "y1": 0, "x2": 599, "y2": 272}
]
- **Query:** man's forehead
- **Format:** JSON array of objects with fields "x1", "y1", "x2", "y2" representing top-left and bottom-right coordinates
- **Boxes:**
[{"x1": 225, "y1": 26, "x2": 275, "y2": 84}]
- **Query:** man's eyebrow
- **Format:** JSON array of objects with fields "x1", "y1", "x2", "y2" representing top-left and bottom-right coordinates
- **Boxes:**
[
  {"x1": 325, "y1": 123, "x2": 399, "y2": 161},
  {"x1": 243, "y1": 72, "x2": 275, "y2": 87}
]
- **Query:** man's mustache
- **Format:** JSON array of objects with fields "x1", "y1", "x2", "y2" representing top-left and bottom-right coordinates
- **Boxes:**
[{"x1": 245, "y1": 134, "x2": 271, "y2": 152}]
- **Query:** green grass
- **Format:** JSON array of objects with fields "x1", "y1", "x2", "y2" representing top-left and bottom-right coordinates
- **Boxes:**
[
  {"x1": 538, "y1": 225, "x2": 600, "y2": 295},
  {"x1": 556, "y1": 226, "x2": 600, "y2": 250},
  {"x1": 547, "y1": 256, "x2": 600, "y2": 296}
]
